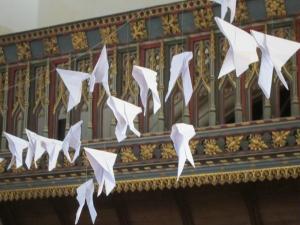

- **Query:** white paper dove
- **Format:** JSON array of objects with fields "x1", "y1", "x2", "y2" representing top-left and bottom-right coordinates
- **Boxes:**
[
  {"x1": 170, "y1": 123, "x2": 196, "y2": 180},
  {"x1": 215, "y1": 17, "x2": 259, "y2": 78},
  {"x1": 56, "y1": 45, "x2": 111, "y2": 112},
  {"x1": 25, "y1": 129, "x2": 66, "y2": 171},
  {"x1": 84, "y1": 147, "x2": 117, "y2": 196},
  {"x1": 106, "y1": 96, "x2": 142, "y2": 142},
  {"x1": 3, "y1": 132, "x2": 28, "y2": 170},
  {"x1": 132, "y1": 65, "x2": 161, "y2": 115},
  {"x1": 75, "y1": 179, "x2": 97, "y2": 225},
  {"x1": 62, "y1": 120, "x2": 83, "y2": 163},
  {"x1": 211, "y1": 0, "x2": 237, "y2": 23},
  {"x1": 251, "y1": 30, "x2": 300, "y2": 99},
  {"x1": 165, "y1": 52, "x2": 193, "y2": 106}
]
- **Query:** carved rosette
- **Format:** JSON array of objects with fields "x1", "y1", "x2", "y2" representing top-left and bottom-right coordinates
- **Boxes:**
[
  {"x1": 161, "y1": 143, "x2": 177, "y2": 159},
  {"x1": 130, "y1": 19, "x2": 147, "y2": 41},
  {"x1": 0, "y1": 47, "x2": 6, "y2": 64},
  {"x1": 120, "y1": 147, "x2": 137, "y2": 163},
  {"x1": 161, "y1": 14, "x2": 181, "y2": 36},
  {"x1": 203, "y1": 139, "x2": 222, "y2": 155},
  {"x1": 235, "y1": 0, "x2": 249, "y2": 23},
  {"x1": 43, "y1": 37, "x2": 59, "y2": 55},
  {"x1": 100, "y1": 25, "x2": 119, "y2": 45},
  {"x1": 249, "y1": 134, "x2": 268, "y2": 151},
  {"x1": 265, "y1": 0, "x2": 286, "y2": 18},
  {"x1": 189, "y1": 140, "x2": 199, "y2": 155},
  {"x1": 193, "y1": 6, "x2": 213, "y2": 30},
  {"x1": 226, "y1": 136, "x2": 243, "y2": 152},
  {"x1": 71, "y1": 32, "x2": 88, "y2": 50},
  {"x1": 16, "y1": 42, "x2": 31, "y2": 61},
  {"x1": 140, "y1": 144, "x2": 156, "y2": 160},
  {"x1": 272, "y1": 131, "x2": 290, "y2": 148}
]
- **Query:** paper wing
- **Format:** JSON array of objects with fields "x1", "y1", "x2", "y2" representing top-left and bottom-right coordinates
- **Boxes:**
[
  {"x1": 215, "y1": 17, "x2": 258, "y2": 77},
  {"x1": 62, "y1": 120, "x2": 83, "y2": 163},
  {"x1": 165, "y1": 53, "x2": 184, "y2": 102},
  {"x1": 181, "y1": 52, "x2": 193, "y2": 105},
  {"x1": 228, "y1": 0, "x2": 237, "y2": 23},
  {"x1": 124, "y1": 100, "x2": 142, "y2": 138},
  {"x1": 75, "y1": 179, "x2": 97, "y2": 224},
  {"x1": 106, "y1": 96, "x2": 128, "y2": 142},
  {"x1": 170, "y1": 123, "x2": 196, "y2": 180},
  {"x1": 3, "y1": 132, "x2": 28, "y2": 169},
  {"x1": 56, "y1": 68, "x2": 90, "y2": 112},
  {"x1": 84, "y1": 147, "x2": 117, "y2": 196},
  {"x1": 132, "y1": 65, "x2": 161, "y2": 115},
  {"x1": 90, "y1": 45, "x2": 111, "y2": 95}
]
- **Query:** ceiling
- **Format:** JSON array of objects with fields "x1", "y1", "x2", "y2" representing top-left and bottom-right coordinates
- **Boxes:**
[{"x1": 0, "y1": 0, "x2": 179, "y2": 35}]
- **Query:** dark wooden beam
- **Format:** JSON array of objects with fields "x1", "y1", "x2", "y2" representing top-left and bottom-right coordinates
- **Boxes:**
[
  {"x1": 113, "y1": 195, "x2": 131, "y2": 225},
  {"x1": 241, "y1": 186, "x2": 263, "y2": 225},
  {"x1": 0, "y1": 204, "x2": 20, "y2": 225},
  {"x1": 173, "y1": 190, "x2": 195, "y2": 225},
  {"x1": 50, "y1": 198, "x2": 74, "y2": 225}
]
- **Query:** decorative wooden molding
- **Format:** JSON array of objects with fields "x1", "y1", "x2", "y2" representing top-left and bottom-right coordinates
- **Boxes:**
[{"x1": 0, "y1": 166, "x2": 300, "y2": 202}]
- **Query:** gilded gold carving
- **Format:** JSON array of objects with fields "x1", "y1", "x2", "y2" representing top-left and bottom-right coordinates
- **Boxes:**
[
  {"x1": 235, "y1": 0, "x2": 249, "y2": 23},
  {"x1": 226, "y1": 136, "x2": 243, "y2": 152},
  {"x1": 145, "y1": 48, "x2": 160, "y2": 71},
  {"x1": 272, "y1": 131, "x2": 290, "y2": 148},
  {"x1": 120, "y1": 147, "x2": 137, "y2": 163},
  {"x1": 77, "y1": 58, "x2": 90, "y2": 106},
  {"x1": 33, "y1": 66, "x2": 47, "y2": 112},
  {"x1": 12, "y1": 68, "x2": 28, "y2": 115},
  {"x1": 0, "y1": 47, "x2": 5, "y2": 64},
  {"x1": 71, "y1": 32, "x2": 88, "y2": 50},
  {"x1": 1, "y1": 166, "x2": 300, "y2": 202},
  {"x1": 161, "y1": 143, "x2": 176, "y2": 159},
  {"x1": 121, "y1": 51, "x2": 139, "y2": 99},
  {"x1": 194, "y1": 40, "x2": 210, "y2": 92},
  {"x1": 64, "y1": 152, "x2": 75, "y2": 167},
  {"x1": 296, "y1": 130, "x2": 300, "y2": 146},
  {"x1": 140, "y1": 144, "x2": 156, "y2": 160},
  {"x1": 265, "y1": 0, "x2": 286, "y2": 18},
  {"x1": 16, "y1": 42, "x2": 31, "y2": 61},
  {"x1": 203, "y1": 139, "x2": 222, "y2": 155},
  {"x1": 100, "y1": 25, "x2": 118, "y2": 45},
  {"x1": 189, "y1": 140, "x2": 198, "y2": 155},
  {"x1": 130, "y1": 19, "x2": 147, "y2": 41},
  {"x1": 53, "y1": 62, "x2": 69, "y2": 113},
  {"x1": 43, "y1": 37, "x2": 59, "y2": 55},
  {"x1": 193, "y1": 6, "x2": 213, "y2": 30},
  {"x1": 0, "y1": 159, "x2": 6, "y2": 173},
  {"x1": 249, "y1": 134, "x2": 268, "y2": 151},
  {"x1": 161, "y1": 14, "x2": 180, "y2": 36}
]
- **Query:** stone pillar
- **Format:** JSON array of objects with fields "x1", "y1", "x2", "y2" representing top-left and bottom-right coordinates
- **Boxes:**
[
  {"x1": 209, "y1": 32, "x2": 216, "y2": 126},
  {"x1": 235, "y1": 77, "x2": 243, "y2": 123},
  {"x1": 263, "y1": 98, "x2": 271, "y2": 119},
  {"x1": 291, "y1": 61, "x2": 300, "y2": 116},
  {"x1": 43, "y1": 59, "x2": 50, "y2": 137},
  {"x1": 157, "y1": 41, "x2": 165, "y2": 131},
  {"x1": 1, "y1": 66, "x2": 8, "y2": 149},
  {"x1": 87, "y1": 51, "x2": 93, "y2": 139},
  {"x1": 22, "y1": 63, "x2": 30, "y2": 139}
]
